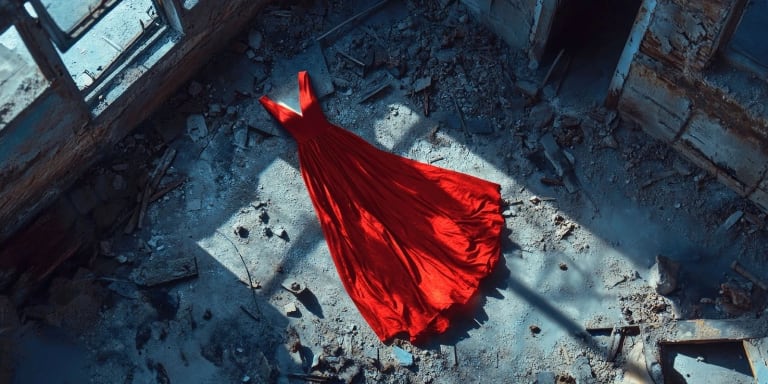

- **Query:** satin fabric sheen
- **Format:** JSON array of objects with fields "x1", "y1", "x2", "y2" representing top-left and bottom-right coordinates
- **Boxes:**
[{"x1": 259, "y1": 71, "x2": 503, "y2": 343}]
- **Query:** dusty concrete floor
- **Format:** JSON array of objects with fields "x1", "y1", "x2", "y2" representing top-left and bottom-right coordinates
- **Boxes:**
[{"x1": 5, "y1": 1, "x2": 768, "y2": 383}]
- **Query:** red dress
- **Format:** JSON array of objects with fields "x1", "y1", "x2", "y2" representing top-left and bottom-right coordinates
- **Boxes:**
[{"x1": 259, "y1": 72, "x2": 503, "y2": 343}]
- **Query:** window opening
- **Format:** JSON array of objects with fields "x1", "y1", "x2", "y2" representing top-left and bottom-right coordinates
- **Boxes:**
[{"x1": 0, "y1": 26, "x2": 49, "y2": 130}]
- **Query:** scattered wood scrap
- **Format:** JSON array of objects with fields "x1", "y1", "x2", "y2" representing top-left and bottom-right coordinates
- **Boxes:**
[
  {"x1": 731, "y1": 260, "x2": 768, "y2": 291},
  {"x1": 539, "y1": 133, "x2": 579, "y2": 193},
  {"x1": 640, "y1": 170, "x2": 676, "y2": 189},
  {"x1": 315, "y1": 0, "x2": 391, "y2": 43},
  {"x1": 125, "y1": 147, "x2": 177, "y2": 233},
  {"x1": 130, "y1": 254, "x2": 198, "y2": 287},
  {"x1": 358, "y1": 82, "x2": 390, "y2": 104}
]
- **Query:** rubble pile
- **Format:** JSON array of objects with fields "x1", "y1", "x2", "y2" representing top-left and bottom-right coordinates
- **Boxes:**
[{"x1": 2, "y1": 1, "x2": 768, "y2": 383}]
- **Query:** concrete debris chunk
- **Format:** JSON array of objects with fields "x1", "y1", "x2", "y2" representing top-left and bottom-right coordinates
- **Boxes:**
[
  {"x1": 186, "y1": 114, "x2": 208, "y2": 142},
  {"x1": 275, "y1": 226, "x2": 288, "y2": 240},
  {"x1": 281, "y1": 281, "x2": 307, "y2": 296},
  {"x1": 515, "y1": 80, "x2": 539, "y2": 99},
  {"x1": 600, "y1": 134, "x2": 619, "y2": 149},
  {"x1": 232, "y1": 121, "x2": 249, "y2": 149},
  {"x1": 528, "y1": 103, "x2": 554, "y2": 130},
  {"x1": 715, "y1": 210, "x2": 743, "y2": 235},
  {"x1": 539, "y1": 133, "x2": 580, "y2": 193},
  {"x1": 237, "y1": 99, "x2": 286, "y2": 137},
  {"x1": 248, "y1": 30, "x2": 263, "y2": 51},
  {"x1": 284, "y1": 302, "x2": 299, "y2": 316},
  {"x1": 648, "y1": 255, "x2": 680, "y2": 295},
  {"x1": 570, "y1": 355, "x2": 595, "y2": 384},
  {"x1": 392, "y1": 346, "x2": 413, "y2": 366},
  {"x1": 413, "y1": 76, "x2": 432, "y2": 93},
  {"x1": 107, "y1": 280, "x2": 140, "y2": 299}
]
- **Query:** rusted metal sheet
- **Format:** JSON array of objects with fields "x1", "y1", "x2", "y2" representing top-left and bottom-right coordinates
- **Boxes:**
[
  {"x1": 641, "y1": 318, "x2": 768, "y2": 381},
  {"x1": 656, "y1": 319, "x2": 768, "y2": 343}
]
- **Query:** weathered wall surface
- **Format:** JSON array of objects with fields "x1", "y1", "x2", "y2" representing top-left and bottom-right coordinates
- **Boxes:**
[
  {"x1": 460, "y1": 0, "x2": 537, "y2": 50},
  {"x1": 618, "y1": 0, "x2": 768, "y2": 211},
  {"x1": 0, "y1": 0, "x2": 269, "y2": 243},
  {"x1": 640, "y1": 0, "x2": 736, "y2": 73}
]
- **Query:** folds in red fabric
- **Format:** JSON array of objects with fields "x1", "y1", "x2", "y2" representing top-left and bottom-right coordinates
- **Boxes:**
[{"x1": 259, "y1": 71, "x2": 503, "y2": 343}]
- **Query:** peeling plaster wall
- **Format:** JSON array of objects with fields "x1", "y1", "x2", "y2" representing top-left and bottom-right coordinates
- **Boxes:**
[
  {"x1": 0, "y1": 0, "x2": 269, "y2": 243},
  {"x1": 618, "y1": 0, "x2": 768, "y2": 212},
  {"x1": 460, "y1": 0, "x2": 537, "y2": 50},
  {"x1": 640, "y1": 0, "x2": 736, "y2": 73}
]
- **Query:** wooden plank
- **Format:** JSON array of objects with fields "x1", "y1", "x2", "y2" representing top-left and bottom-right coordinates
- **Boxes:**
[
  {"x1": 131, "y1": 255, "x2": 198, "y2": 287},
  {"x1": 743, "y1": 338, "x2": 768, "y2": 384}
]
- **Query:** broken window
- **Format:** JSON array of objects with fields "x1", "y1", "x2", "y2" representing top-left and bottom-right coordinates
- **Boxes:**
[
  {"x1": 723, "y1": 0, "x2": 768, "y2": 78},
  {"x1": 0, "y1": 26, "x2": 49, "y2": 130},
  {"x1": 24, "y1": 0, "x2": 163, "y2": 91}
]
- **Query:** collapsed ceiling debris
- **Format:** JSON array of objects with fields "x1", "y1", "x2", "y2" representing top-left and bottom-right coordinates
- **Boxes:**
[{"x1": 1, "y1": 0, "x2": 768, "y2": 383}]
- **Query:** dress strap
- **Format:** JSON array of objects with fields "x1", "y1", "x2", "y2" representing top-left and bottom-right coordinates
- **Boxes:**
[
  {"x1": 298, "y1": 71, "x2": 324, "y2": 122},
  {"x1": 258, "y1": 71, "x2": 329, "y2": 142}
]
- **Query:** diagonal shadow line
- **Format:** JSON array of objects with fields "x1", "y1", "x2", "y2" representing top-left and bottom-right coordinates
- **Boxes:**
[{"x1": 504, "y1": 275, "x2": 605, "y2": 354}]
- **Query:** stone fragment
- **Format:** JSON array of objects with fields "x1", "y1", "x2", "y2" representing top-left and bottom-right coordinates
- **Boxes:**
[
  {"x1": 392, "y1": 346, "x2": 413, "y2": 367},
  {"x1": 248, "y1": 30, "x2": 263, "y2": 51},
  {"x1": 208, "y1": 103, "x2": 222, "y2": 116},
  {"x1": 600, "y1": 134, "x2": 619, "y2": 149},
  {"x1": 528, "y1": 103, "x2": 554, "y2": 130},
  {"x1": 282, "y1": 281, "x2": 306, "y2": 296},
  {"x1": 515, "y1": 80, "x2": 539, "y2": 99},
  {"x1": 571, "y1": 355, "x2": 595, "y2": 384},
  {"x1": 284, "y1": 302, "x2": 299, "y2": 316},
  {"x1": 648, "y1": 255, "x2": 680, "y2": 295},
  {"x1": 232, "y1": 121, "x2": 249, "y2": 149},
  {"x1": 715, "y1": 210, "x2": 744, "y2": 235},
  {"x1": 186, "y1": 114, "x2": 208, "y2": 142},
  {"x1": 413, "y1": 76, "x2": 431, "y2": 93}
]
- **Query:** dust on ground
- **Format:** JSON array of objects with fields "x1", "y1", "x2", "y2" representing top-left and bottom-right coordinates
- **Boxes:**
[{"x1": 3, "y1": 1, "x2": 768, "y2": 383}]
